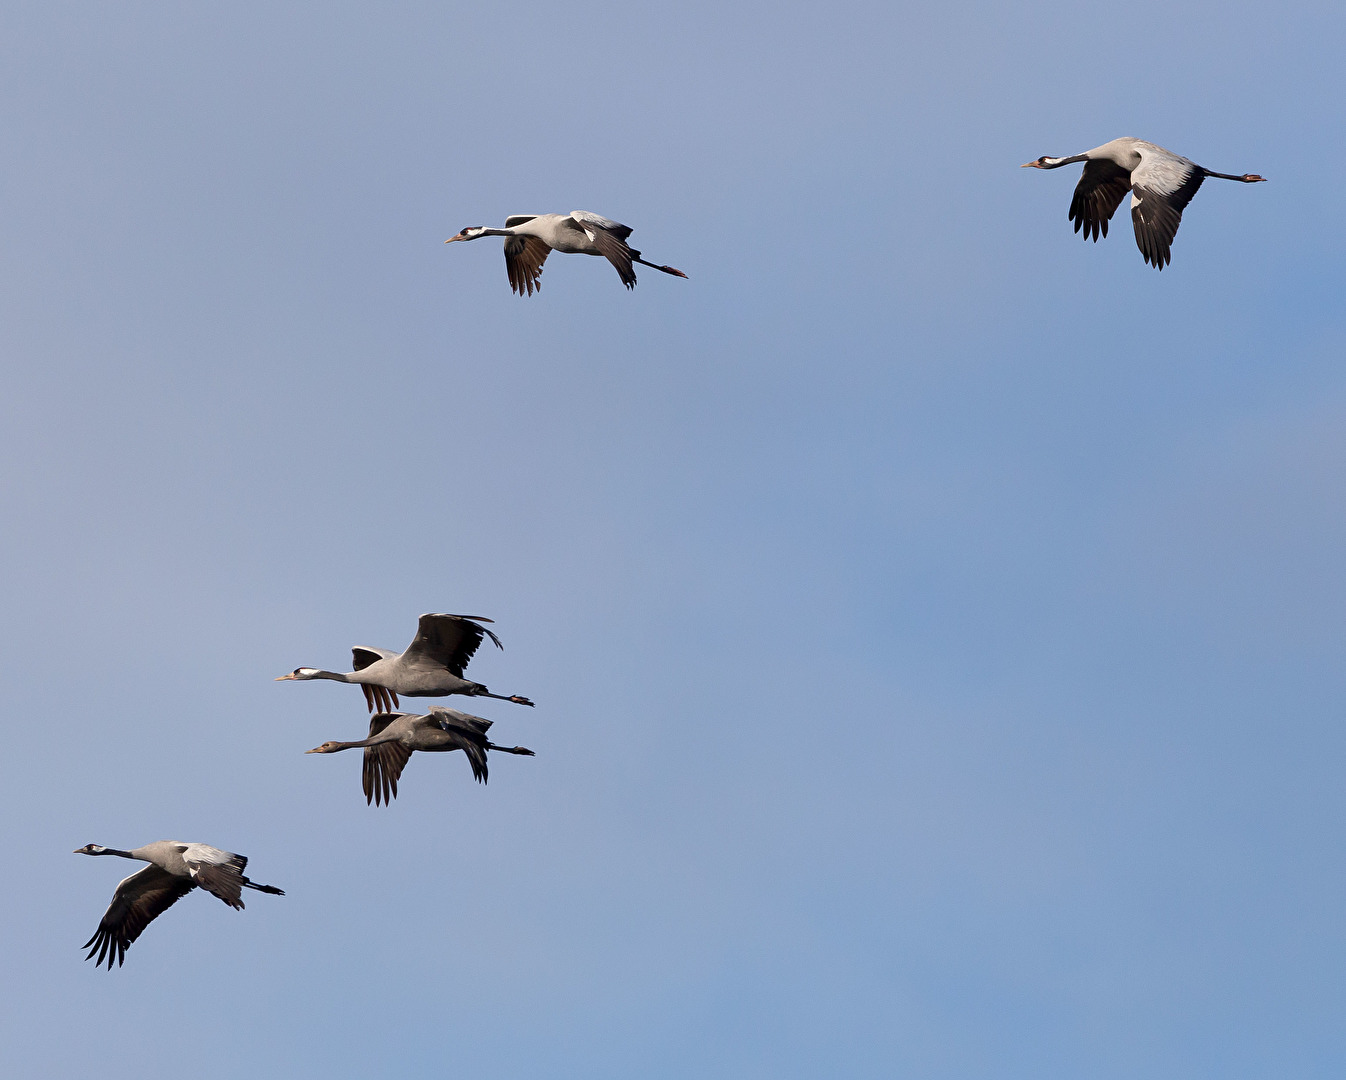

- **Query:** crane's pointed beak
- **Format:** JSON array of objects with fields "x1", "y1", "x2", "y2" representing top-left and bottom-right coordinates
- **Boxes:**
[
  {"x1": 274, "y1": 673, "x2": 296, "y2": 681},
  {"x1": 1020, "y1": 161, "x2": 1040, "y2": 168},
  {"x1": 444, "y1": 235, "x2": 463, "y2": 243}
]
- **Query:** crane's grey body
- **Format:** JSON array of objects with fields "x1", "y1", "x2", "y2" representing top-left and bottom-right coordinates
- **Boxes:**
[
  {"x1": 508, "y1": 213, "x2": 615, "y2": 255},
  {"x1": 277, "y1": 612, "x2": 534, "y2": 713},
  {"x1": 109, "y1": 840, "x2": 227, "y2": 877},
  {"x1": 446, "y1": 210, "x2": 688, "y2": 294},
  {"x1": 75, "y1": 840, "x2": 284, "y2": 969},
  {"x1": 1023, "y1": 137, "x2": 1266, "y2": 268},
  {"x1": 306, "y1": 707, "x2": 536, "y2": 805}
]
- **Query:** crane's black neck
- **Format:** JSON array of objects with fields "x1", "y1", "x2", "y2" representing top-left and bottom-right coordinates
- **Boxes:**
[
  {"x1": 1202, "y1": 169, "x2": 1266, "y2": 183},
  {"x1": 1040, "y1": 154, "x2": 1090, "y2": 169}
]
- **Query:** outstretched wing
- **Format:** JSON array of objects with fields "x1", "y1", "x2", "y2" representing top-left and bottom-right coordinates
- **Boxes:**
[
  {"x1": 187, "y1": 862, "x2": 248, "y2": 909},
  {"x1": 504, "y1": 235, "x2": 550, "y2": 296},
  {"x1": 185, "y1": 844, "x2": 283, "y2": 904},
  {"x1": 83, "y1": 865, "x2": 194, "y2": 970},
  {"x1": 1130, "y1": 152, "x2": 1204, "y2": 269},
  {"x1": 363, "y1": 712, "x2": 412, "y2": 806},
  {"x1": 570, "y1": 210, "x2": 632, "y2": 241},
  {"x1": 1068, "y1": 159, "x2": 1132, "y2": 242},
  {"x1": 572, "y1": 214, "x2": 637, "y2": 289},
  {"x1": 429, "y1": 705, "x2": 493, "y2": 737},
  {"x1": 351, "y1": 647, "x2": 396, "y2": 671},
  {"x1": 429, "y1": 706, "x2": 493, "y2": 784},
  {"x1": 182, "y1": 845, "x2": 251, "y2": 910},
  {"x1": 402, "y1": 613, "x2": 502, "y2": 676}
]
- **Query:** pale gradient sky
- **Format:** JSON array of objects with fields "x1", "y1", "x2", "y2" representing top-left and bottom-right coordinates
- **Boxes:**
[{"x1": 1, "y1": 2, "x2": 1344, "y2": 1077}]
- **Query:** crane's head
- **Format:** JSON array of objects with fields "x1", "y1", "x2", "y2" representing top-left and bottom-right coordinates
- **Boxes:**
[
  {"x1": 445, "y1": 226, "x2": 487, "y2": 243},
  {"x1": 1021, "y1": 156, "x2": 1051, "y2": 169},
  {"x1": 275, "y1": 668, "x2": 321, "y2": 681},
  {"x1": 74, "y1": 844, "x2": 107, "y2": 856},
  {"x1": 305, "y1": 741, "x2": 345, "y2": 754}
]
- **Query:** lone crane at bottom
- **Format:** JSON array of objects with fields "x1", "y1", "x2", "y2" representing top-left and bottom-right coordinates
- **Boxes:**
[{"x1": 75, "y1": 841, "x2": 284, "y2": 969}]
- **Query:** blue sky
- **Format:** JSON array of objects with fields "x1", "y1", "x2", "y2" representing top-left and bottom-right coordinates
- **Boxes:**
[{"x1": 1, "y1": 2, "x2": 1343, "y2": 1076}]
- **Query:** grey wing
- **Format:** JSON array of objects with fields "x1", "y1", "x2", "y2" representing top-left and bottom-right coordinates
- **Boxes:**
[
  {"x1": 1130, "y1": 163, "x2": 1205, "y2": 269},
  {"x1": 429, "y1": 705, "x2": 493, "y2": 737},
  {"x1": 187, "y1": 861, "x2": 247, "y2": 909},
  {"x1": 403, "y1": 613, "x2": 501, "y2": 676},
  {"x1": 570, "y1": 210, "x2": 633, "y2": 241},
  {"x1": 352, "y1": 647, "x2": 396, "y2": 671},
  {"x1": 575, "y1": 220, "x2": 637, "y2": 289},
  {"x1": 363, "y1": 718, "x2": 413, "y2": 807},
  {"x1": 1068, "y1": 159, "x2": 1132, "y2": 241},
  {"x1": 503, "y1": 235, "x2": 550, "y2": 296},
  {"x1": 428, "y1": 708, "x2": 491, "y2": 783},
  {"x1": 187, "y1": 852, "x2": 283, "y2": 904},
  {"x1": 504, "y1": 215, "x2": 539, "y2": 227},
  {"x1": 83, "y1": 865, "x2": 194, "y2": 970},
  {"x1": 180, "y1": 844, "x2": 247, "y2": 874},
  {"x1": 367, "y1": 712, "x2": 404, "y2": 739}
]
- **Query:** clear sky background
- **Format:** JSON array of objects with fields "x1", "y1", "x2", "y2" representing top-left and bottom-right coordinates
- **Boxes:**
[{"x1": 1, "y1": 2, "x2": 1343, "y2": 1077}]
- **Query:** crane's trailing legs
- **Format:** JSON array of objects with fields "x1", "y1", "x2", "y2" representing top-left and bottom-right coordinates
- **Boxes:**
[
  {"x1": 356, "y1": 684, "x2": 531, "y2": 713},
  {"x1": 475, "y1": 690, "x2": 535, "y2": 707},
  {"x1": 632, "y1": 256, "x2": 688, "y2": 278}
]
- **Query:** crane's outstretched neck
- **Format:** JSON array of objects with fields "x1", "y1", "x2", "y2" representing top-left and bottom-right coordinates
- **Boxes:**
[
  {"x1": 1022, "y1": 154, "x2": 1090, "y2": 169},
  {"x1": 446, "y1": 226, "x2": 516, "y2": 243},
  {"x1": 1203, "y1": 170, "x2": 1267, "y2": 183},
  {"x1": 275, "y1": 668, "x2": 351, "y2": 683},
  {"x1": 306, "y1": 728, "x2": 402, "y2": 754},
  {"x1": 74, "y1": 845, "x2": 138, "y2": 859}
]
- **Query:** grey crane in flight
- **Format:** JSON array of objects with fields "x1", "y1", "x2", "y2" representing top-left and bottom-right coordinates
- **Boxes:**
[
  {"x1": 276, "y1": 612, "x2": 534, "y2": 713},
  {"x1": 445, "y1": 211, "x2": 688, "y2": 295},
  {"x1": 75, "y1": 841, "x2": 284, "y2": 969},
  {"x1": 1022, "y1": 138, "x2": 1266, "y2": 268},
  {"x1": 306, "y1": 707, "x2": 535, "y2": 806}
]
